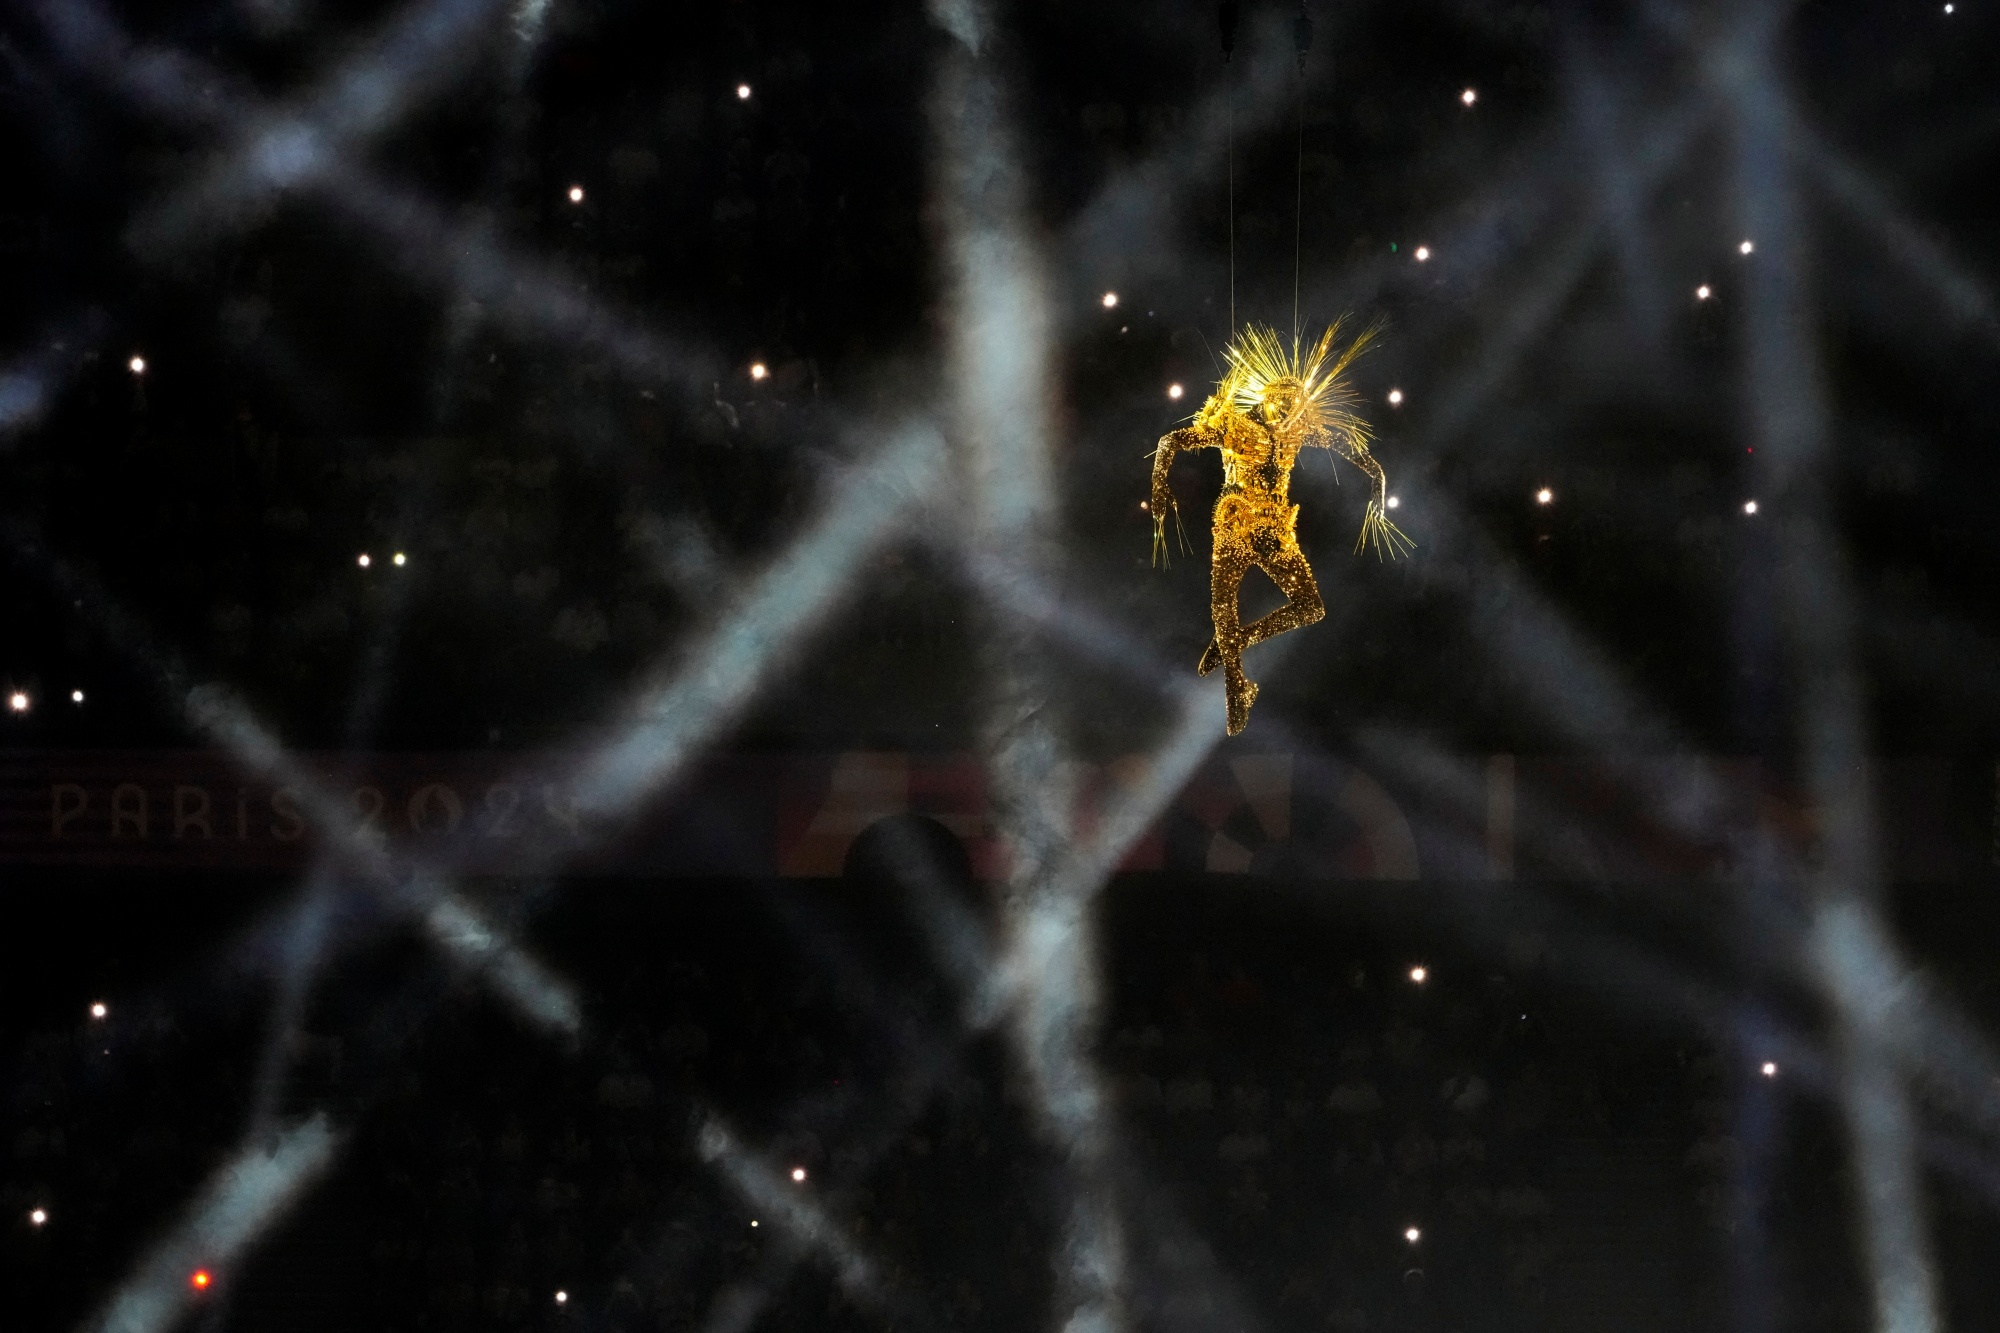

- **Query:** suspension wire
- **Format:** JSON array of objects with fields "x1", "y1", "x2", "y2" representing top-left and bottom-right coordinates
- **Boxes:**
[
  {"x1": 1219, "y1": 1, "x2": 1238, "y2": 339},
  {"x1": 1291, "y1": 1, "x2": 1313, "y2": 343},
  {"x1": 1292, "y1": 66, "x2": 1304, "y2": 343}
]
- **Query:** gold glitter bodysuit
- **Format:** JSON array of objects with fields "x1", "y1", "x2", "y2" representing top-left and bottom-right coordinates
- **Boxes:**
[{"x1": 1151, "y1": 322, "x2": 1411, "y2": 735}]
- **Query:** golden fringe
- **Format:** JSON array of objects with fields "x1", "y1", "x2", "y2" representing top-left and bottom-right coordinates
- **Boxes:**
[{"x1": 1354, "y1": 502, "x2": 1416, "y2": 561}]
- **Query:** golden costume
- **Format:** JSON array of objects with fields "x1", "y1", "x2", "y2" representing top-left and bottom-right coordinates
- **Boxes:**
[{"x1": 1151, "y1": 321, "x2": 1410, "y2": 735}]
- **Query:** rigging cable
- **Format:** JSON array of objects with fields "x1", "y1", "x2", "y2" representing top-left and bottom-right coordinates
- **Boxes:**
[
  {"x1": 1219, "y1": 1, "x2": 1239, "y2": 334},
  {"x1": 1292, "y1": 1, "x2": 1314, "y2": 341}
]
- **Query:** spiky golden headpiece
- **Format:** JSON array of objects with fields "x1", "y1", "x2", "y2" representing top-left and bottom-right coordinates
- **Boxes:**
[{"x1": 1207, "y1": 319, "x2": 1377, "y2": 442}]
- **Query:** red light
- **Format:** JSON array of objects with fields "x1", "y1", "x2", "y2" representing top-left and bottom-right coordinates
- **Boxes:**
[{"x1": 191, "y1": 1271, "x2": 212, "y2": 1291}]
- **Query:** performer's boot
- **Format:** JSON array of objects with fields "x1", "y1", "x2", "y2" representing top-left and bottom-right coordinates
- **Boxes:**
[{"x1": 1224, "y1": 666, "x2": 1258, "y2": 736}]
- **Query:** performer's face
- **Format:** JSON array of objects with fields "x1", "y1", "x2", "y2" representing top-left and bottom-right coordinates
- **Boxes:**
[{"x1": 1259, "y1": 383, "x2": 1302, "y2": 426}]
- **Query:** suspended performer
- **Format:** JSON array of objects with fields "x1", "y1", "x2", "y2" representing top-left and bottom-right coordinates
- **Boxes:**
[{"x1": 1150, "y1": 321, "x2": 1411, "y2": 736}]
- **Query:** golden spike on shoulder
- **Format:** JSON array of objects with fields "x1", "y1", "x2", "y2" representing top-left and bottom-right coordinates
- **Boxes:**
[{"x1": 1192, "y1": 360, "x2": 1248, "y2": 432}]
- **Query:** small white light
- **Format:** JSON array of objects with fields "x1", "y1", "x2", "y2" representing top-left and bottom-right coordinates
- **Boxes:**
[
  {"x1": 393, "y1": 552, "x2": 407, "y2": 566},
  {"x1": 1414, "y1": 246, "x2": 1431, "y2": 262},
  {"x1": 737, "y1": 84, "x2": 753, "y2": 100},
  {"x1": 128, "y1": 355, "x2": 147, "y2": 375},
  {"x1": 1761, "y1": 1061, "x2": 1778, "y2": 1077},
  {"x1": 7, "y1": 692, "x2": 27, "y2": 713},
  {"x1": 1696, "y1": 284, "x2": 1712, "y2": 300},
  {"x1": 1140, "y1": 501, "x2": 1150, "y2": 511},
  {"x1": 1102, "y1": 291, "x2": 1119, "y2": 309},
  {"x1": 1409, "y1": 965, "x2": 1427, "y2": 983},
  {"x1": 30, "y1": 1209, "x2": 47, "y2": 1227},
  {"x1": 1743, "y1": 500, "x2": 1758, "y2": 515},
  {"x1": 790, "y1": 1167, "x2": 807, "y2": 1183},
  {"x1": 568, "y1": 185, "x2": 584, "y2": 204},
  {"x1": 1386, "y1": 389, "x2": 1404, "y2": 406},
  {"x1": 750, "y1": 1220, "x2": 760, "y2": 1227},
  {"x1": 1460, "y1": 88, "x2": 1477, "y2": 106},
  {"x1": 90, "y1": 1002, "x2": 107, "y2": 1019},
  {"x1": 1535, "y1": 487, "x2": 1554, "y2": 505},
  {"x1": 1167, "y1": 383, "x2": 1184, "y2": 400},
  {"x1": 357, "y1": 553, "x2": 372, "y2": 568},
  {"x1": 1739, "y1": 239, "x2": 1754, "y2": 255},
  {"x1": 1405, "y1": 1227, "x2": 1422, "y2": 1243},
  {"x1": 749, "y1": 363, "x2": 769, "y2": 381},
  {"x1": 1944, "y1": 3, "x2": 1954, "y2": 11},
  {"x1": 1385, "y1": 495, "x2": 1400, "y2": 509},
  {"x1": 555, "y1": 1290, "x2": 569, "y2": 1305},
  {"x1": 71, "y1": 690, "x2": 85, "y2": 704}
]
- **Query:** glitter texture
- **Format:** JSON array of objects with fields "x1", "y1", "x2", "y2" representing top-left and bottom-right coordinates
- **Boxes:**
[{"x1": 1150, "y1": 320, "x2": 1411, "y2": 735}]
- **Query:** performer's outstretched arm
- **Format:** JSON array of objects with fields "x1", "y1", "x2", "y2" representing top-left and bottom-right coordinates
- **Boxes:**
[
  {"x1": 1150, "y1": 425, "x2": 1218, "y2": 564},
  {"x1": 1319, "y1": 428, "x2": 1414, "y2": 559},
  {"x1": 1151, "y1": 426, "x2": 1215, "y2": 512}
]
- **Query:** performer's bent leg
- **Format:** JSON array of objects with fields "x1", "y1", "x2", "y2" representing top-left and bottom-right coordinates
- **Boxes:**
[
  {"x1": 1240, "y1": 544, "x2": 1324, "y2": 649},
  {"x1": 1200, "y1": 532, "x2": 1322, "y2": 674},
  {"x1": 1208, "y1": 542, "x2": 1259, "y2": 734},
  {"x1": 1208, "y1": 541, "x2": 1252, "y2": 667}
]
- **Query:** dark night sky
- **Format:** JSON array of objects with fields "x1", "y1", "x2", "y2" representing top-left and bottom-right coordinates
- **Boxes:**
[
  {"x1": 5, "y1": 3, "x2": 2000, "y2": 1333},
  {"x1": 2, "y1": 0, "x2": 1994, "y2": 756}
]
